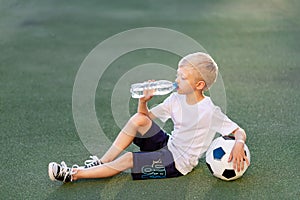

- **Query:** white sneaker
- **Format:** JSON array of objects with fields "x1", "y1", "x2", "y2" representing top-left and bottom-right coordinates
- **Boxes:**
[
  {"x1": 84, "y1": 155, "x2": 101, "y2": 168},
  {"x1": 48, "y1": 161, "x2": 78, "y2": 183}
]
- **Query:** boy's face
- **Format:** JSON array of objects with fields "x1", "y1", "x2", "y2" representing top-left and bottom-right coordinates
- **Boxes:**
[{"x1": 175, "y1": 66, "x2": 201, "y2": 95}]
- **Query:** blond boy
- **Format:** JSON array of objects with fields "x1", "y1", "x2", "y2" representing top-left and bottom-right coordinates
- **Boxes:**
[{"x1": 49, "y1": 52, "x2": 249, "y2": 182}]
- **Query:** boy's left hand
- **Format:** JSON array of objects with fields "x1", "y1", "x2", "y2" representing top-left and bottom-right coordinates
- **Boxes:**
[{"x1": 228, "y1": 142, "x2": 250, "y2": 172}]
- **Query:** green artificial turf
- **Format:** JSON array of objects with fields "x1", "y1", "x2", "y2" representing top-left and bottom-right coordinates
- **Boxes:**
[{"x1": 0, "y1": 0, "x2": 299, "y2": 199}]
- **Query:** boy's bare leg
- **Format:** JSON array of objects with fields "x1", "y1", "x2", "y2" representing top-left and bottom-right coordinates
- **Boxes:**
[
  {"x1": 73, "y1": 152, "x2": 133, "y2": 180},
  {"x1": 100, "y1": 113, "x2": 152, "y2": 163}
]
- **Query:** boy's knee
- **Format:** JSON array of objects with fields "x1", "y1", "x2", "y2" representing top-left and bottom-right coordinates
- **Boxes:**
[
  {"x1": 124, "y1": 152, "x2": 133, "y2": 160},
  {"x1": 123, "y1": 152, "x2": 133, "y2": 168},
  {"x1": 130, "y1": 113, "x2": 151, "y2": 127}
]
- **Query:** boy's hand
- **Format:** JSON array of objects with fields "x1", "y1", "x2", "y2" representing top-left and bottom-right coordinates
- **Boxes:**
[
  {"x1": 228, "y1": 142, "x2": 250, "y2": 172},
  {"x1": 139, "y1": 80, "x2": 155, "y2": 103},
  {"x1": 140, "y1": 89, "x2": 154, "y2": 102}
]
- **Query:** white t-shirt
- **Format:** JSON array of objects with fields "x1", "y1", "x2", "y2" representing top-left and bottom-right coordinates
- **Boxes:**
[{"x1": 150, "y1": 93, "x2": 239, "y2": 175}]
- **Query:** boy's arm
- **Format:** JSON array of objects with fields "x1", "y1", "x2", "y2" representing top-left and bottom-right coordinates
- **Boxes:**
[
  {"x1": 228, "y1": 127, "x2": 250, "y2": 172},
  {"x1": 137, "y1": 90, "x2": 156, "y2": 120}
]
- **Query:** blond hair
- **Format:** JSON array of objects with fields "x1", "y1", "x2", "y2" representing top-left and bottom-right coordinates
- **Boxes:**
[{"x1": 178, "y1": 52, "x2": 218, "y2": 91}]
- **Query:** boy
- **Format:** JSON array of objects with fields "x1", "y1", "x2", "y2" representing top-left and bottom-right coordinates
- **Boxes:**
[{"x1": 48, "y1": 52, "x2": 250, "y2": 183}]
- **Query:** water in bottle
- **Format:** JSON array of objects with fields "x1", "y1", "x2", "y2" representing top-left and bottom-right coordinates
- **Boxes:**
[{"x1": 130, "y1": 80, "x2": 178, "y2": 98}]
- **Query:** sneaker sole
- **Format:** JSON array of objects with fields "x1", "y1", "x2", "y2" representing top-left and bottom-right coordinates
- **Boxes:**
[{"x1": 48, "y1": 162, "x2": 57, "y2": 181}]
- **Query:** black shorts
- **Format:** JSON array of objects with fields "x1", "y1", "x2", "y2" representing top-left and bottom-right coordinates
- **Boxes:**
[{"x1": 131, "y1": 121, "x2": 183, "y2": 180}]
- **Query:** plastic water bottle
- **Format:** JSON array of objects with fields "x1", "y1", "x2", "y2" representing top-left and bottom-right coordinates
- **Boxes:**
[{"x1": 130, "y1": 80, "x2": 178, "y2": 98}]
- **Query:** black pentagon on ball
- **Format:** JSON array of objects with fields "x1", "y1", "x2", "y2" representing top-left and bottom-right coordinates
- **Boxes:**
[
  {"x1": 213, "y1": 147, "x2": 226, "y2": 160},
  {"x1": 222, "y1": 169, "x2": 236, "y2": 179},
  {"x1": 222, "y1": 135, "x2": 235, "y2": 140},
  {"x1": 206, "y1": 163, "x2": 214, "y2": 174}
]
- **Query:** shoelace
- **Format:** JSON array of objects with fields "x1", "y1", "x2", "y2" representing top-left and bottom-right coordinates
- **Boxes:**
[
  {"x1": 84, "y1": 155, "x2": 100, "y2": 168},
  {"x1": 60, "y1": 161, "x2": 79, "y2": 182}
]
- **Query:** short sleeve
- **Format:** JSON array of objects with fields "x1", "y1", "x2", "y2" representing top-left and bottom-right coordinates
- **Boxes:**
[
  {"x1": 150, "y1": 94, "x2": 174, "y2": 122},
  {"x1": 210, "y1": 107, "x2": 239, "y2": 136}
]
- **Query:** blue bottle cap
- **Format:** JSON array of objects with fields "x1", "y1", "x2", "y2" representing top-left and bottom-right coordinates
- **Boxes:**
[{"x1": 173, "y1": 82, "x2": 178, "y2": 89}]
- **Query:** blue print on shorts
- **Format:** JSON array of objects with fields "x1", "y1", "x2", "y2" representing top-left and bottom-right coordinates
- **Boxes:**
[{"x1": 141, "y1": 159, "x2": 166, "y2": 179}]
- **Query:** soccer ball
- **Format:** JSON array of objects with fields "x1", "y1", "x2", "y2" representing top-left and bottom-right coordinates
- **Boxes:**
[{"x1": 205, "y1": 136, "x2": 250, "y2": 181}]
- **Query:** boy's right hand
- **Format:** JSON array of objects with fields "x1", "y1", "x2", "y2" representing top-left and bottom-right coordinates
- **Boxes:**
[
  {"x1": 139, "y1": 80, "x2": 155, "y2": 103},
  {"x1": 140, "y1": 88, "x2": 154, "y2": 102}
]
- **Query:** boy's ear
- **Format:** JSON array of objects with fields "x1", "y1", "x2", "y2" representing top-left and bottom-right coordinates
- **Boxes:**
[{"x1": 196, "y1": 80, "x2": 206, "y2": 90}]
